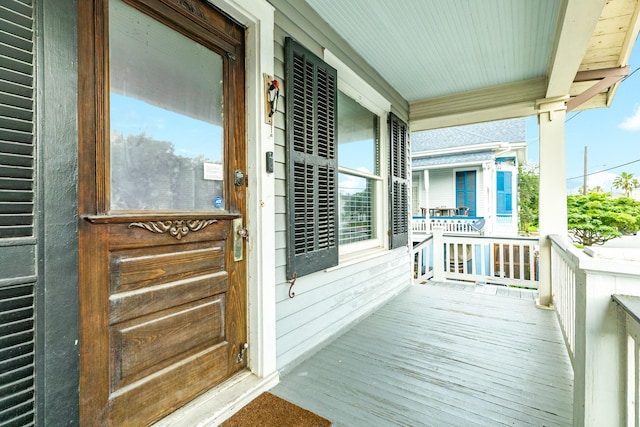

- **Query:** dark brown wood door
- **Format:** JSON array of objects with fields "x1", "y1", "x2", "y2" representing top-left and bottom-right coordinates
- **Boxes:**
[{"x1": 77, "y1": 1, "x2": 246, "y2": 425}]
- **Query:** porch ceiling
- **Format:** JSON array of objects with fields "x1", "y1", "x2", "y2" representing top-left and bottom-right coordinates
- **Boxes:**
[{"x1": 304, "y1": 0, "x2": 640, "y2": 130}]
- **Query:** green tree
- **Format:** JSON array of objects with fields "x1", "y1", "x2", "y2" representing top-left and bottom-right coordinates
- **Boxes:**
[
  {"x1": 578, "y1": 185, "x2": 604, "y2": 194},
  {"x1": 518, "y1": 163, "x2": 539, "y2": 234},
  {"x1": 567, "y1": 192, "x2": 640, "y2": 246},
  {"x1": 613, "y1": 171, "x2": 640, "y2": 197}
]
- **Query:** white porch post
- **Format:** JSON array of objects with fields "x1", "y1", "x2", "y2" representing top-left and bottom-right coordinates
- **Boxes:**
[
  {"x1": 432, "y1": 227, "x2": 445, "y2": 282},
  {"x1": 482, "y1": 162, "x2": 493, "y2": 235},
  {"x1": 536, "y1": 97, "x2": 569, "y2": 308}
]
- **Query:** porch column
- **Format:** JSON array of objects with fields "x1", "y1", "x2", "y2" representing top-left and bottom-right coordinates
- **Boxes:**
[
  {"x1": 432, "y1": 227, "x2": 445, "y2": 282},
  {"x1": 536, "y1": 96, "x2": 569, "y2": 307},
  {"x1": 482, "y1": 162, "x2": 493, "y2": 235}
]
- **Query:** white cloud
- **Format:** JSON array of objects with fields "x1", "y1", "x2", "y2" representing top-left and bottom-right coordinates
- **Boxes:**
[
  {"x1": 619, "y1": 106, "x2": 640, "y2": 131},
  {"x1": 339, "y1": 175, "x2": 366, "y2": 195},
  {"x1": 588, "y1": 171, "x2": 618, "y2": 192}
]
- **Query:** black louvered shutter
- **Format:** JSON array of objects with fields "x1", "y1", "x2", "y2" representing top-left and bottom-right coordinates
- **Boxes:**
[
  {"x1": 0, "y1": 0, "x2": 34, "y2": 239},
  {"x1": 0, "y1": 1, "x2": 36, "y2": 426},
  {"x1": 285, "y1": 38, "x2": 338, "y2": 279},
  {"x1": 389, "y1": 113, "x2": 409, "y2": 248}
]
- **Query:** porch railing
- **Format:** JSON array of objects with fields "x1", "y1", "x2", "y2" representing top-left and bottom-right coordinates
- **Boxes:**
[
  {"x1": 549, "y1": 235, "x2": 640, "y2": 426},
  {"x1": 550, "y1": 236, "x2": 577, "y2": 361},
  {"x1": 613, "y1": 295, "x2": 640, "y2": 426},
  {"x1": 412, "y1": 216, "x2": 483, "y2": 236},
  {"x1": 413, "y1": 234, "x2": 433, "y2": 281},
  {"x1": 412, "y1": 228, "x2": 539, "y2": 289}
]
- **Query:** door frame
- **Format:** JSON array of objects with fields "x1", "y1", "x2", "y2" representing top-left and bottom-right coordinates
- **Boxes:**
[{"x1": 213, "y1": 0, "x2": 277, "y2": 379}]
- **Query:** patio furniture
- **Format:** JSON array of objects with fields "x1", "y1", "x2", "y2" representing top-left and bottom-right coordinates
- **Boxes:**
[
  {"x1": 429, "y1": 207, "x2": 457, "y2": 217},
  {"x1": 456, "y1": 206, "x2": 469, "y2": 216}
]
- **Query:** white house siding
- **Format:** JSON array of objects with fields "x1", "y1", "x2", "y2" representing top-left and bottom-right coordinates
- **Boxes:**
[
  {"x1": 428, "y1": 169, "x2": 452, "y2": 208},
  {"x1": 427, "y1": 167, "x2": 487, "y2": 215},
  {"x1": 411, "y1": 171, "x2": 428, "y2": 215},
  {"x1": 271, "y1": 0, "x2": 412, "y2": 372}
]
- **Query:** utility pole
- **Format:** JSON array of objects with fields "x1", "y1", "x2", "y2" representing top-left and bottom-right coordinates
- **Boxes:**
[{"x1": 583, "y1": 146, "x2": 588, "y2": 195}]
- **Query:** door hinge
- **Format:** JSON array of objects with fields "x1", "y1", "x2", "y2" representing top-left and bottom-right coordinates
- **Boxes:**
[{"x1": 236, "y1": 342, "x2": 248, "y2": 364}]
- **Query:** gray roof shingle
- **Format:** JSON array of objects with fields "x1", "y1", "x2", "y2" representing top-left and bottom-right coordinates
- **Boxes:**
[{"x1": 411, "y1": 118, "x2": 526, "y2": 152}]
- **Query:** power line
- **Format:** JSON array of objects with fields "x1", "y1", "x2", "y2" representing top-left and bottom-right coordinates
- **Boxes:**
[{"x1": 566, "y1": 158, "x2": 640, "y2": 181}]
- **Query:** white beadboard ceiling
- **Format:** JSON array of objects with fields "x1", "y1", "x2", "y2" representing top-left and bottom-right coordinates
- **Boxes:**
[
  {"x1": 305, "y1": 0, "x2": 559, "y2": 101},
  {"x1": 302, "y1": 0, "x2": 640, "y2": 130}
]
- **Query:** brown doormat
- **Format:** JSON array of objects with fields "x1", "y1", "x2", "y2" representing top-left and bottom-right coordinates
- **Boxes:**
[{"x1": 220, "y1": 392, "x2": 331, "y2": 427}]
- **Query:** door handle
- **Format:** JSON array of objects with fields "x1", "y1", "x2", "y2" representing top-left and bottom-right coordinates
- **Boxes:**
[{"x1": 233, "y1": 218, "x2": 244, "y2": 261}]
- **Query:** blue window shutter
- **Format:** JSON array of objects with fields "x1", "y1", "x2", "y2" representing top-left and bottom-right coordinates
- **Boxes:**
[
  {"x1": 285, "y1": 38, "x2": 338, "y2": 279},
  {"x1": 455, "y1": 171, "x2": 476, "y2": 216},
  {"x1": 497, "y1": 171, "x2": 513, "y2": 215}
]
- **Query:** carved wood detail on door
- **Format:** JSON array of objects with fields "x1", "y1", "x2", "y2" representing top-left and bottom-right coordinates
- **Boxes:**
[{"x1": 128, "y1": 219, "x2": 217, "y2": 239}]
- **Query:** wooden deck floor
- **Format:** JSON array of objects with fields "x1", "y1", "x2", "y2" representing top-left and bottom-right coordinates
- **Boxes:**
[{"x1": 272, "y1": 281, "x2": 573, "y2": 426}]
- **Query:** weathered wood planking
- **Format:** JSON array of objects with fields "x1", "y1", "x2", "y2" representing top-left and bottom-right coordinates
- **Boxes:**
[{"x1": 273, "y1": 283, "x2": 572, "y2": 426}]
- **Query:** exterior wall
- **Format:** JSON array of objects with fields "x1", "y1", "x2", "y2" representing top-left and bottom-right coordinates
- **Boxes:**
[
  {"x1": 12, "y1": 1, "x2": 412, "y2": 423},
  {"x1": 427, "y1": 166, "x2": 485, "y2": 215},
  {"x1": 428, "y1": 169, "x2": 451, "y2": 208},
  {"x1": 271, "y1": 0, "x2": 412, "y2": 372},
  {"x1": 416, "y1": 161, "x2": 520, "y2": 237},
  {"x1": 39, "y1": 3, "x2": 80, "y2": 425},
  {"x1": 20, "y1": 1, "x2": 81, "y2": 425},
  {"x1": 411, "y1": 170, "x2": 428, "y2": 216}
]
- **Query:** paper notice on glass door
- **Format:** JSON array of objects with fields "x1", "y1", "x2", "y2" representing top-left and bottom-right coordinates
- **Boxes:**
[{"x1": 203, "y1": 162, "x2": 223, "y2": 181}]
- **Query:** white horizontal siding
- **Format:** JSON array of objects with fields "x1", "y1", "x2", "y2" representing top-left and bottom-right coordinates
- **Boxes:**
[
  {"x1": 429, "y1": 166, "x2": 488, "y2": 216},
  {"x1": 276, "y1": 249, "x2": 411, "y2": 371},
  {"x1": 411, "y1": 172, "x2": 427, "y2": 215},
  {"x1": 272, "y1": 3, "x2": 411, "y2": 372},
  {"x1": 428, "y1": 169, "x2": 452, "y2": 208}
]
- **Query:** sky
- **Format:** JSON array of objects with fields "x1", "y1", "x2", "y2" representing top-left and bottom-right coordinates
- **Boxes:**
[
  {"x1": 526, "y1": 42, "x2": 640, "y2": 195},
  {"x1": 110, "y1": 93, "x2": 223, "y2": 163}
]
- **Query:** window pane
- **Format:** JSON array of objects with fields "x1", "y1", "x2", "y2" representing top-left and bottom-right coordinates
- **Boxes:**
[
  {"x1": 338, "y1": 173, "x2": 377, "y2": 244},
  {"x1": 109, "y1": 0, "x2": 224, "y2": 211},
  {"x1": 338, "y1": 92, "x2": 378, "y2": 174}
]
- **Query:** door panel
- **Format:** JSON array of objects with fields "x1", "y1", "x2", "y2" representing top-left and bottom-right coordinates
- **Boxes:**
[{"x1": 77, "y1": 0, "x2": 246, "y2": 425}]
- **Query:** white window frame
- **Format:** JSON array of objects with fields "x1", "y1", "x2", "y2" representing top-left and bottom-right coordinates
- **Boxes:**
[{"x1": 324, "y1": 50, "x2": 391, "y2": 257}]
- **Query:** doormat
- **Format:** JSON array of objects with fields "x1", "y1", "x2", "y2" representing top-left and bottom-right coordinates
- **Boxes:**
[{"x1": 220, "y1": 392, "x2": 332, "y2": 427}]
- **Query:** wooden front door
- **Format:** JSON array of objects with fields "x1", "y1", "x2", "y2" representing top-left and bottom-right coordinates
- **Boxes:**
[{"x1": 77, "y1": 1, "x2": 246, "y2": 425}]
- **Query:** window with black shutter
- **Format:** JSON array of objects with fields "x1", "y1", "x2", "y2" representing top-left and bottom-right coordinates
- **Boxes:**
[
  {"x1": 0, "y1": 1, "x2": 36, "y2": 425},
  {"x1": 389, "y1": 113, "x2": 409, "y2": 248},
  {"x1": 0, "y1": 0, "x2": 34, "y2": 239},
  {"x1": 285, "y1": 38, "x2": 338, "y2": 278}
]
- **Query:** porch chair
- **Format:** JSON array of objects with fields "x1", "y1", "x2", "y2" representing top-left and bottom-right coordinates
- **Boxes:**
[{"x1": 456, "y1": 206, "x2": 469, "y2": 216}]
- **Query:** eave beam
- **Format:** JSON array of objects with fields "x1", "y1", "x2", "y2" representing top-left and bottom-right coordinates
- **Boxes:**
[
  {"x1": 409, "y1": 77, "x2": 546, "y2": 131},
  {"x1": 567, "y1": 65, "x2": 629, "y2": 111}
]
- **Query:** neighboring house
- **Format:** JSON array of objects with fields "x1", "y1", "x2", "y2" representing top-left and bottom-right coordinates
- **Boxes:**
[
  {"x1": 412, "y1": 119, "x2": 527, "y2": 237},
  {"x1": 1, "y1": 0, "x2": 638, "y2": 426}
]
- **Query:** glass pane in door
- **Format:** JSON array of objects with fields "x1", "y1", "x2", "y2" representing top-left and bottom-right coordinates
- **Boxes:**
[{"x1": 109, "y1": 0, "x2": 224, "y2": 211}]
